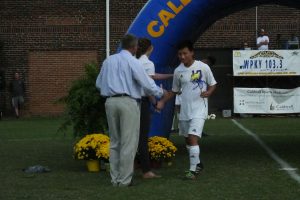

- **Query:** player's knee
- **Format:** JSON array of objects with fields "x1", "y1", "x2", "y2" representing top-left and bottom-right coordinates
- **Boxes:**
[{"x1": 187, "y1": 135, "x2": 198, "y2": 145}]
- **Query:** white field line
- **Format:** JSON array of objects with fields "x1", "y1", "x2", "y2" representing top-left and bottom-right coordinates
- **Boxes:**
[{"x1": 231, "y1": 119, "x2": 300, "y2": 184}]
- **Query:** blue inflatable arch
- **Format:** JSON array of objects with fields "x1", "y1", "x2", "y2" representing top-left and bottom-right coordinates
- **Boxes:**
[{"x1": 125, "y1": 0, "x2": 300, "y2": 137}]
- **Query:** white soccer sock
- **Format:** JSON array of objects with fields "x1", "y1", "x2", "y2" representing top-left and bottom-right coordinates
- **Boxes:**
[{"x1": 189, "y1": 145, "x2": 200, "y2": 172}]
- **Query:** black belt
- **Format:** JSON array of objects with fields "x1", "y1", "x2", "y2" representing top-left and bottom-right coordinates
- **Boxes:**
[
  {"x1": 107, "y1": 94, "x2": 129, "y2": 98},
  {"x1": 141, "y1": 96, "x2": 149, "y2": 101},
  {"x1": 105, "y1": 94, "x2": 141, "y2": 103}
]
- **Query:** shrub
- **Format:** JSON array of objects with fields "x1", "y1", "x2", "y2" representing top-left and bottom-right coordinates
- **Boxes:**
[{"x1": 59, "y1": 63, "x2": 107, "y2": 137}]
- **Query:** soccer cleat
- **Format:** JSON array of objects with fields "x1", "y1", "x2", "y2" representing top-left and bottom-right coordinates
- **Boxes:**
[
  {"x1": 195, "y1": 162, "x2": 204, "y2": 174},
  {"x1": 184, "y1": 170, "x2": 197, "y2": 180}
]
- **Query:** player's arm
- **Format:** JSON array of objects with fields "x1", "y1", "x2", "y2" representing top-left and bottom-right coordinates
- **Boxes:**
[
  {"x1": 200, "y1": 84, "x2": 216, "y2": 98},
  {"x1": 156, "y1": 70, "x2": 180, "y2": 110},
  {"x1": 156, "y1": 91, "x2": 177, "y2": 111},
  {"x1": 151, "y1": 73, "x2": 173, "y2": 80},
  {"x1": 200, "y1": 66, "x2": 217, "y2": 98}
]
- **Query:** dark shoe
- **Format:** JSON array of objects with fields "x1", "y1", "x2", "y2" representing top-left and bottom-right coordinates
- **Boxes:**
[
  {"x1": 128, "y1": 181, "x2": 135, "y2": 187},
  {"x1": 195, "y1": 162, "x2": 204, "y2": 174},
  {"x1": 184, "y1": 170, "x2": 197, "y2": 180},
  {"x1": 202, "y1": 132, "x2": 209, "y2": 137}
]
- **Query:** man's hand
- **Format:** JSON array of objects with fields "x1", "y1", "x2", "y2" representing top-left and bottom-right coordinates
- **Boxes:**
[
  {"x1": 155, "y1": 88, "x2": 176, "y2": 112},
  {"x1": 155, "y1": 100, "x2": 165, "y2": 112},
  {"x1": 200, "y1": 91, "x2": 211, "y2": 98},
  {"x1": 155, "y1": 84, "x2": 168, "y2": 112},
  {"x1": 148, "y1": 96, "x2": 157, "y2": 106},
  {"x1": 201, "y1": 85, "x2": 216, "y2": 98}
]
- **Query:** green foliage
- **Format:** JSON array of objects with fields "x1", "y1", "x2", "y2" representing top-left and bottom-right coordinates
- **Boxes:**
[{"x1": 59, "y1": 63, "x2": 107, "y2": 137}]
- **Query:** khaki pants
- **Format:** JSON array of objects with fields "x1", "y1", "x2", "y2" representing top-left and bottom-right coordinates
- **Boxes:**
[{"x1": 105, "y1": 96, "x2": 140, "y2": 186}]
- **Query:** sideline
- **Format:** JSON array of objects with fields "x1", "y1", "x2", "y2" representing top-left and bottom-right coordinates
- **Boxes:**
[{"x1": 232, "y1": 119, "x2": 300, "y2": 184}]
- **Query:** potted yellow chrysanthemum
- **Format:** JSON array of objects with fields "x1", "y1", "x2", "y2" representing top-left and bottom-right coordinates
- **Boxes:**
[
  {"x1": 73, "y1": 133, "x2": 110, "y2": 172},
  {"x1": 148, "y1": 136, "x2": 177, "y2": 168}
]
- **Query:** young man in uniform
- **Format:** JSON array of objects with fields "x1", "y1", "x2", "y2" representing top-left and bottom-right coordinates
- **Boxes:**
[{"x1": 157, "y1": 41, "x2": 217, "y2": 179}]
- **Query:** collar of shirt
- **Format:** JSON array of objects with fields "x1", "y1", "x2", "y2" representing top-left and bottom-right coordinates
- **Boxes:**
[
  {"x1": 177, "y1": 61, "x2": 198, "y2": 71},
  {"x1": 120, "y1": 49, "x2": 134, "y2": 57},
  {"x1": 139, "y1": 54, "x2": 149, "y2": 61}
]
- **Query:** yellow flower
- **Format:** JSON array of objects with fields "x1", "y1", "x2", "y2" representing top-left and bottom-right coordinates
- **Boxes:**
[
  {"x1": 148, "y1": 136, "x2": 177, "y2": 161},
  {"x1": 74, "y1": 133, "x2": 110, "y2": 160}
]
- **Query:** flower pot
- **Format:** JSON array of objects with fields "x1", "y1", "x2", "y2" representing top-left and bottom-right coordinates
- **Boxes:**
[{"x1": 86, "y1": 160, "x2": 100, "y2": 172}]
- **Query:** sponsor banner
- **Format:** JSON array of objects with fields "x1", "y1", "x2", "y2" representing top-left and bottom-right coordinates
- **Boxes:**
[
  {"x1": 234, "y1": 87, "x2": 300, "y2": 113},
  {"x1": 233, "y1": 50, "x2": 300, "y2": 76}
]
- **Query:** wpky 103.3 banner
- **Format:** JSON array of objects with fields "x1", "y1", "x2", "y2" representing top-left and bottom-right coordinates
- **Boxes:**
[{"x1": 233, "y1": 50, "x2": 300, "y2": 76}]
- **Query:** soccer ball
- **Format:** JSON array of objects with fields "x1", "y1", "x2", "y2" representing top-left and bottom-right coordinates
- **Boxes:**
[
  {"x1": 207, "y1": 114, "x2": 216, "y2": 120},
  {"x1": 210, "y1": 114, "x2": 216, "y2": 119}
]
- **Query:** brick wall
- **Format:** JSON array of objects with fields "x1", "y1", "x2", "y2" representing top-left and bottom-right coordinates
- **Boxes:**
[
  {"x1": 0, "y1": 0, "x2": 106, "y2": 115},
  {"x1": 0, "y1": 1, "x2": 299, "y2": 116},
  {"x1": 28, "y1": 50, "x2": 97, "y2": 115},
  {"x1": 196, "y1": 5, "x2": 300, "y2": 49}
]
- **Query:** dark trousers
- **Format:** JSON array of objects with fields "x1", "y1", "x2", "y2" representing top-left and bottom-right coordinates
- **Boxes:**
[{"x1": 137, "y1": 97, "x2": 151, "y2": 173}]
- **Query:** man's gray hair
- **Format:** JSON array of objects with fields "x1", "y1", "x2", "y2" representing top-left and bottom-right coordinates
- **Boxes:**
[{"x1": 121, "y1": 34, "x2": 138, "y2": 49}]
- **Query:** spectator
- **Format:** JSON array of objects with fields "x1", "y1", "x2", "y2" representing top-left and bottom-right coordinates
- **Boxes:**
[
  {"x1": 285, "y1": 34, "x2": 299, "y2": 49},
  {"x1": 9, "y1": 72, "x2": 25, "y2": 118},
  {"x1": 257, "y1": 29, "x2": 269, "y2": 50},
  {"x1": 242, "y1": 42, "x2": 251, "y2": 50},
  {"x1": 290, "y1": 33, "x2": 299, "y2": 42},
  {"x1": 96, "y1": 34, "x2": 166, "y2": 187},
  {"x1": 135, "y1": 37, "x2": 172, "y2": 179}
]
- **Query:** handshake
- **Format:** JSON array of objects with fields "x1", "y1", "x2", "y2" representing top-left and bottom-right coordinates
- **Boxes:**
[
  {"x1": 152, "y1": 86, "x2": 214, "y2": 112},
  {"x1": 150, "y1": 88, "x2": 171, "y2": 112}
]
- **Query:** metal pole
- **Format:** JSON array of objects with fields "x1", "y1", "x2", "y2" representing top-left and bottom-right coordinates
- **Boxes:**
[
  {"x1": 106, "y1": 0, "x2": 110, "y2": 58},
  {"x1": 255, "y1": 6, "x2": 258, "y2": 39}
]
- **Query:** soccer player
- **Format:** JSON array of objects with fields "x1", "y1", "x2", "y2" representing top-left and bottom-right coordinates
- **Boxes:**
[{"x1": 156, "y1": 40, "x2": 217, "y2": 179}]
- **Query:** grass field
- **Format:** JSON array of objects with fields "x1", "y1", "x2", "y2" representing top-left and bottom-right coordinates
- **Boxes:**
[{"x1": 0, "y1": 117, "x2": 300, "y2": 200}]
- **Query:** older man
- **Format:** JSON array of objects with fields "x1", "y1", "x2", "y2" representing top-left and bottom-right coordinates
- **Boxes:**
[{"x1": 96, "y1": 34, "x2": 165, "y2": 187}]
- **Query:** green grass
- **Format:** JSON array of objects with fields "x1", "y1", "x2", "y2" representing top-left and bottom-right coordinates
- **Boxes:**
[{"x1": 0, "y1": 117, "x2": 300, "y2": 200}]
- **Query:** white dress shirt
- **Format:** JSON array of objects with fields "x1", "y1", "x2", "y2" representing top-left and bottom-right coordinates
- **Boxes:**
[
  {"x1": 96, "y1": 50, "x2": 163, "y2": 99},
  {"x1": 138, "y1": 54, "x2": 155, "y2": 97}
]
